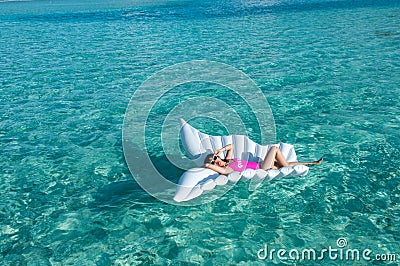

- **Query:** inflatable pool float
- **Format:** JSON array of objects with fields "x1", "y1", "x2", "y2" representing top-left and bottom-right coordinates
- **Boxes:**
[{"x1": 173, "y1": 119, "x2": 309, "y2": 202}]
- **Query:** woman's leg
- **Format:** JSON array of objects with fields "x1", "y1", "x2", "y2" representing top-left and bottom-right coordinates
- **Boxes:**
[
  {"x1": 260, "y1": 146, "x2": 279, "y2": 170},
  {"x1": 261, "y1": 146, "x2": 323, "y2": 170}
]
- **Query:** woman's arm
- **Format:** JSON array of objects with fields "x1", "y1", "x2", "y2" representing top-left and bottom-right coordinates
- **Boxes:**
[
  {"x1": 214, "y1": 143, "x2": 234, "y2": 159},
  {"x1": 225, "y1": 143, "x2": 234, "y2": 159},
  {"x1": 204, "y1": 163, "x2": 233, "y2": 175}
]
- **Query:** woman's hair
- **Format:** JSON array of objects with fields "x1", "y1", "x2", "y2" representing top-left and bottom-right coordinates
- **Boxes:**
[{"x1": 204, "y1": 153, "x2": 214, "y2": 164}]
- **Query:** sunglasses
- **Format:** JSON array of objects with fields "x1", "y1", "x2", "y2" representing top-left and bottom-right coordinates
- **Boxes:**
[{"x1": 210, "y1": 155, "x2": 219, "y2": 165}]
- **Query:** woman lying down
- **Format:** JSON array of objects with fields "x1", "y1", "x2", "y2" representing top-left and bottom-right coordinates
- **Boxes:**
[{"x1": 204, "y1": 144, "x2": 323, "y2": 175}]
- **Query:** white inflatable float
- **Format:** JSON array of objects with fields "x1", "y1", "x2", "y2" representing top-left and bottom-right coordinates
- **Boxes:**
[{"x1": 173, "y1": 119, "x2": 309, "y2": 202}]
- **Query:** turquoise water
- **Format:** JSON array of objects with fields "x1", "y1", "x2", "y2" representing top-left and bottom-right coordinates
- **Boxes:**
[{"x1": 1, "y1": 0, "x2": 400, "y2": 264}]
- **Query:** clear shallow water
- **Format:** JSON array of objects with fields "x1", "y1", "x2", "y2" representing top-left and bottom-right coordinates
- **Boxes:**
[{"x1": 1, "y1": 0, "x2": 400, "y2": 264}]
